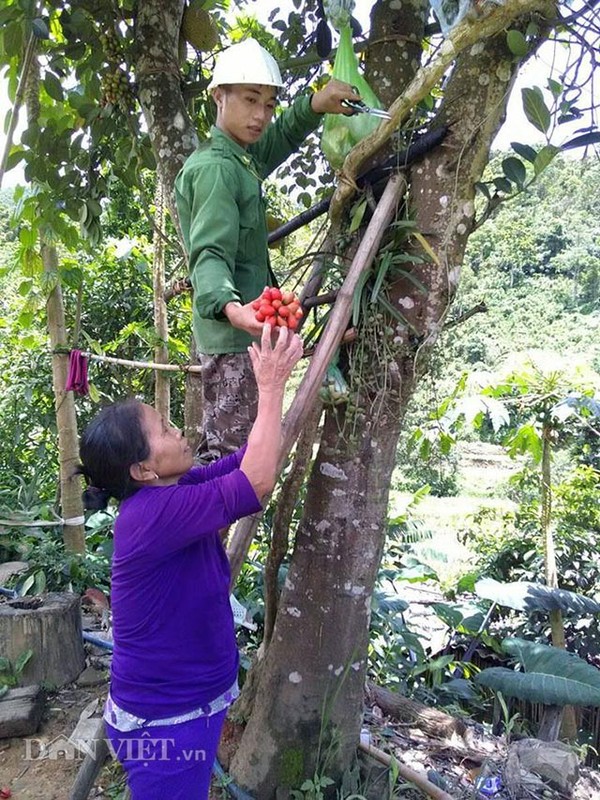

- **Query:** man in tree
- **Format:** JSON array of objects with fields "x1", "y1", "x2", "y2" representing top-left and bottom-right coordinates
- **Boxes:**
[{"x1": 175, "y1": 37, "x2": 357, "y2": 463}]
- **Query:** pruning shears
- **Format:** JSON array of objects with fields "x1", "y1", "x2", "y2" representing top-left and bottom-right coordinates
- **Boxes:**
[{"x1": 341, "y1": 89, "x2": 392, "y2": 120}]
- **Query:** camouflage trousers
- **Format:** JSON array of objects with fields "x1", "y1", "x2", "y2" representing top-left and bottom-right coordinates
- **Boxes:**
[{"x1": 195, "y1": 352, "x2": 258, "y2": 465}]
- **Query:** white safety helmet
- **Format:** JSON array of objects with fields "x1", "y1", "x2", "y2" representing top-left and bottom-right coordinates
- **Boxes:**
[{"x1": 208, "y1": 38, "x2": 283, "y2": 91}]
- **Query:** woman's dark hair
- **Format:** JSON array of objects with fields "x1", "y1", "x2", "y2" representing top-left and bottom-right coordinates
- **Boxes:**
[{"x1": 76, "y1": 399, "x2": 150, "y2": 509}]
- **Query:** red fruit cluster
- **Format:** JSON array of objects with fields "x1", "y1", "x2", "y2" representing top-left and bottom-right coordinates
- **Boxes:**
[{"x1": 252, "y1": 287, "x2": 303, "y2": 330}]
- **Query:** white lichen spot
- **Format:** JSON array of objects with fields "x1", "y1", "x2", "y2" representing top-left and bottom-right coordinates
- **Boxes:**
[
  {"x1": 398, "y1": 296, "x2": 415, "y2": 309},
  {"x1": 316, "y1": 519, "x2": 331, "y2": 532},
  {"x1": 328, "y1": 664, "x2": 334, "y2": 671},
  {"x1": 385, "y1": 55, "x2": 392, "y2": 62},
  {"x1": 439, "y1": 195, "x2": 449, "y2": 208},
  {"x1": 332, "y1": 489, "x2": 346, "y2": 497},
  {"x1": 286, "y1": 606, "x2": 302, "y2": 618},
  {"x1": 320, "y1": 463, "x2": 348, "y2": 481},
  {"x1": 389, "y1": 0, "x2": 403, "y2": 8},
  {"x1": 371, "y1": 523, "x2": 378, "y2": 530},
  {"x1": 284, "y1": 577, "x2": 295, "y2": 591},
  {"x1": 470, "y1": 41, "x2": 485, "y2": 56},
  {"x1": 351, "y1": 661, "x2": 362, "y2": 671},
  {"x1": 463, "y1": 200, "x2": 475, "y2": 218},
  {"x1": 496, "y1": 62, "x2": 512, "y2": 82},
  {"x1": 448, "y1": 266, "x2": 461, "y2": 286},
  {"x1": 289, "y1": 672, "x2": 303, "y2": 683},
  {"x1": 456, "y1": 223, "x2": 467, "y2": 235},
  {"x1": 334, "y1": 666, "x2": 344, "y2": 677},
  {"x1": 173, "y1": 112, "x2": 187, "y2": 131},
  {"x1": 478, "y1": 73, "x2": 490, "y2": 86}
]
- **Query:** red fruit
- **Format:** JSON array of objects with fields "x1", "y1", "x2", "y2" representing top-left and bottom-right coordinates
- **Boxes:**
[
  {"x1": 251, "y1": 299, "x2": 261, "y2": 310},
  {"x1": 261, "y1": 304, "x2": 276, "y2": 317},
  {"x1": 270, "y1": 287, "x2": 282, "y2": 301},
  {"x1": 272, "y1": 299, "x2": 282, "y2": 310},
  {"x1": 295, "y1": 308, "x2": 303, "y2": 318},
  {"x1": 276, "y1": 316, "x2": 287, "y2": 327},
  {"x1": 288, "y1": 301, "x2": 299, "y2": 314},
  {"x1": 0, "y1": 788, "x2": 12, "y2": 798},
  {"x1": 266, "y1": 315, "x2": 277, "y2": 327},
  {"x1": 255, "y1": 310, "x2": 265, "y2": 322},
  {"x1": 262, "y1": 287, "x2": 272, "y2": 300},
  {"x1": 287, "y1": 316, "x2": 298, "y2": 330},
  {"x1": 278, "y1": 305, "x2": 290, "y2": 318},
  {"x1": 281, "y1": 290, "x2": 295, "y2": 305}
]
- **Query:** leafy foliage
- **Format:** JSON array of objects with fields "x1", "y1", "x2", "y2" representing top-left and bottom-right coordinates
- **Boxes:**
[{"x1": 477, "y1": 637, "x2": 600, "y2": 708}]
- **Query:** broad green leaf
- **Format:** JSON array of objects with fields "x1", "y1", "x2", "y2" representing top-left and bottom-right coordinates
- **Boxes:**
[
  {"x1": 3, "y1": 22, "x2": 24, "y2": 59},
  {"x1": 511, "y1": 141, "x2": 537, "y2": 163},
  {"x1": 44, "y1": 72, "x2": 64, "y2": 102},
  {"x1": 31, "y1": 17, "x2": 49, "y2": 39},
  {"x1": 506, "y1": 30, "x2": 528, "y2": 57},
  {"x1": 521, "y1": 87, "x2": 551, "y2": 134},
  {"x1": 477, "y1": 638, "x2": 600, "y2": 707},
  {"x1": 534, "y1": 144, "x2": 560, "y2": 175},
  {"x1": 19, "y1": 574, "x2": 35, "y2": 596},
  {"x1": 502, "y1": 157, "x2": 527, "y2": 187},
  {"x1": 493, "y1": 176, "x2": 512, "y2": 194},
  {"x1": 475, "y1": 578, "x2": 600, "y2": 616},
  {"x1": 561, "y1": 132, "x2": 600, "y2": 151}
]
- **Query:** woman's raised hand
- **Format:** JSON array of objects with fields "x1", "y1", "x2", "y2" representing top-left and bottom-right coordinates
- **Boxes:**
[{"x1": 248, "y1": 324, "x2": 303, "y2": 392}]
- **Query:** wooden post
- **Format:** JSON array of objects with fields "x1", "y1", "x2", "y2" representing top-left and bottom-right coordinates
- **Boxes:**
[{"x1": 227, "y1": 174, "x2": 405, "y2": 581}]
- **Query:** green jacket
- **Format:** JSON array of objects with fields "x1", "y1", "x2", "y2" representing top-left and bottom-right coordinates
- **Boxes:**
[{"x1": 175, "y1": 95, "x2": 322, "y2": 355}]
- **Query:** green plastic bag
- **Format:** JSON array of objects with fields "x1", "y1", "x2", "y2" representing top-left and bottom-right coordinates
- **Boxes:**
[{"x1": 321, "y1": 24, "x2": 384, "y2": 170}]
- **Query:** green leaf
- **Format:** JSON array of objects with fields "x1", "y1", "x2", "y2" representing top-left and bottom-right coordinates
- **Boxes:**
[
  {"x1": 533, "y1": 144, "x2": 560, "y2": 175},
  {"x1": 348, "y1": 197, "x2": 367, "y2": 234},
  {"x1": 561, "y1": 132, "x2": 600, "y2": 151},
  {"x1": 475, "y1": 578, "x2": 600, "y2": 616},
  {"x1": 521, "y1": 87, "x2": 551, "y2": 134},
  {"x1": 19, "y1": 574, "x2": 35, "y2": 596},
  {"x1": 44, "y1": 72, "x2": 64, "y2": 102},
  {"x1": 476, "y1": 637, "x2": 600, "y2": 707},
  {"x1": 506, "y1": 30, "x2": 528, "y2": 57},
  {"x1": 547, "y1": 78, "x2": 562, "y2": 98},
  {"x1": 370, "y1": 252, "x2": 392, "y2": 304},
  {"x1": 88, "y1": 383, "x2": 101, "y2": 403},
  {"x1": 31, "y1": 17, "x2": 49, "y2": 39},
  {"x1": 502, "y1": 157, "x2": 527, "y2": 188},
  {"x1": 493, "y1": 176, "x2": 512, "y2": 194},
  {"x1": 511, "y1": 141, "x2": 537, "y2": 163},
  {"x1": 14, "y1": 649, "x2": 33, "y2": 675},
  {"x1": 4, "y1": 22, "x2": 24, "y2": 59}
]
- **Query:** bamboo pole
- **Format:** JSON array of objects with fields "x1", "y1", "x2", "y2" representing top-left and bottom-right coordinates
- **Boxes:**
[
  {"x1": 359, "y1": 741, "x2": 456, "y2": 800},
  {"x1": 227, "y1": 173, "x2": 405, "y2": 582}
]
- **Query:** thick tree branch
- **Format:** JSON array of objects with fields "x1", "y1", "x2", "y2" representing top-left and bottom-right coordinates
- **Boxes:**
[{"x1": 329, "y1": 0, "x2": 556, "y2": 222}]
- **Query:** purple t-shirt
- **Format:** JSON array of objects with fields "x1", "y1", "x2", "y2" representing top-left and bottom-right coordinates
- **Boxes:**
[{"x1": 109, "y1": 448, "x2": 262, "y2": 720}]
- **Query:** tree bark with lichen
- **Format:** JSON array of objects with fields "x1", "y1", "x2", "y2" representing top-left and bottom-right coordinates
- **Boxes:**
[{"x1": 229, "y1": 1, "x2": 554, "y2": 796}]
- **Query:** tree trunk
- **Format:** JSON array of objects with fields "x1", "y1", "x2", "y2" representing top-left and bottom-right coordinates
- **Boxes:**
[
  {"x1": 44, "y1": 244, "x2": 86, "y2": 554},
  {"x1": 135, "y1": 0, "x2": 197, "y2": 231},
  {"x1": 232, "y1": 2, "x2": 552, "y2": 794}
]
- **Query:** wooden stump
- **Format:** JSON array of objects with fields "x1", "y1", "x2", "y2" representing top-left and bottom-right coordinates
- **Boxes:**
[
  {"x1": 0, "y1": 685, "x2": 45, "y2": 738},
  {"x1": 0, "y1": 592, "x2": 85, "y2": 688}
]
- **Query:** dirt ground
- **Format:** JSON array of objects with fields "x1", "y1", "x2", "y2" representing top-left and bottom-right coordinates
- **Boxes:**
[{"x1": 4, "y1": 672, "x2": 600, "y2": 800}]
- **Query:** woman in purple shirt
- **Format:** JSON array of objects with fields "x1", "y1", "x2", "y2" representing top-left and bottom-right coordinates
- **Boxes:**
[{"x1": 77, "y1": 326, "x2": 303, "y2": 799}]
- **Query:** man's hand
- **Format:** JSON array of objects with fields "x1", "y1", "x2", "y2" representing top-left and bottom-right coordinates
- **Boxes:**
[
  {"x1": 224, "y1": 300, "x2": 264, "y2": 336},
  {"x1": 311, "y1": 79, "x2": 360, "y2": 115}
]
